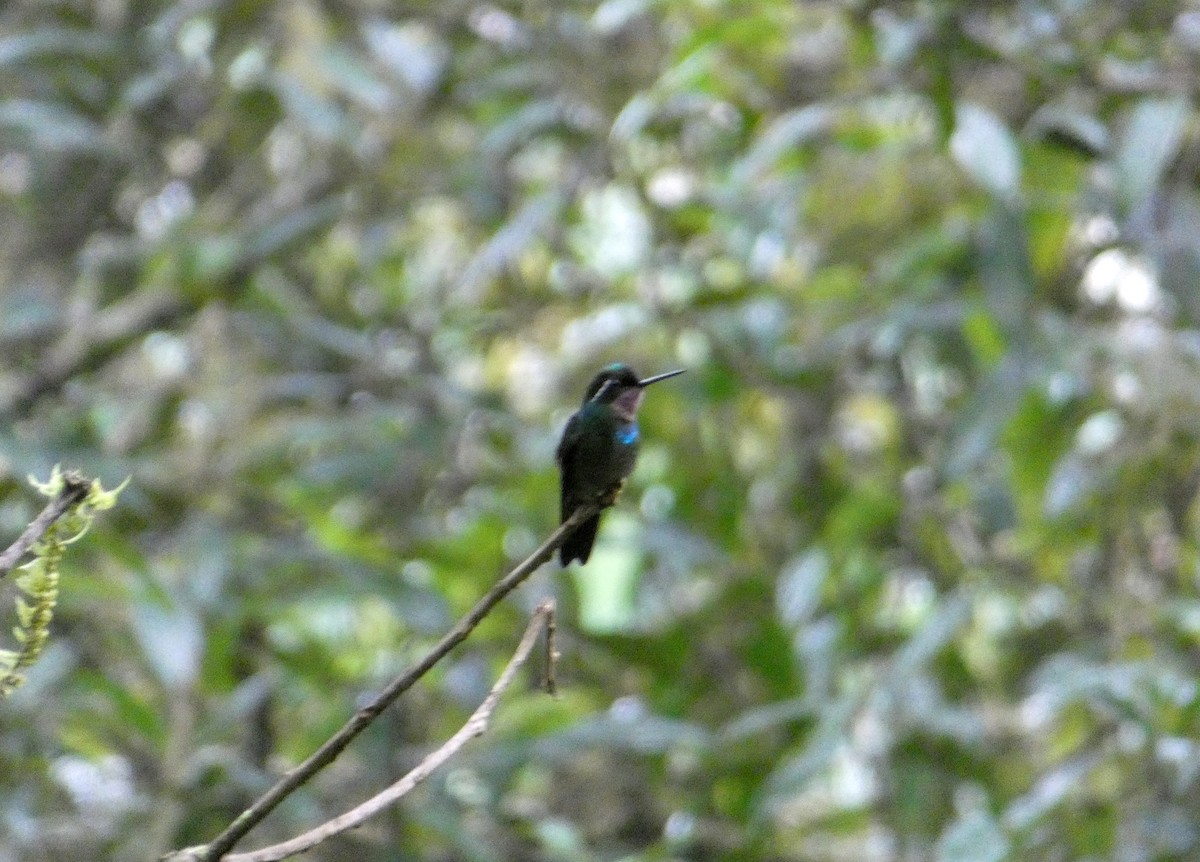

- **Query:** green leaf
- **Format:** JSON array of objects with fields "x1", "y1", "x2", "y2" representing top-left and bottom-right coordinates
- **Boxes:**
[
  {"x1": 0, "y1": 28, "x2": 115, "y2": 66},
  {"x1": 936, "y1": 809, "x2": 1010, "y2": 862},
  {"x1": 775, "y1": 547, "x2": 828, "y2": 629},
  {"x1": 0, "y1": 102, "x2": 107, "y2": 154},
  {"x1": 131, "y1": 599, "x2": 204, "y2": 690},
  {"x1": 1116, "y1": 97, "x2": 1188, "y2": 206},
  {"x1": 571, "y1": 512, "x2": 643, "y2": 633},
  {"x1": 732, "y1": 104, "x2": 834, "y2": 184},
  {"x1": 950, "y1": 103, "x2": 1021, "y2": 200},
  {"x1": 757, "y1": 687, "x2": 863, "y2": 816},
  {"x1": 885, "y1": 590, "x2": 971, "y2": 686}
]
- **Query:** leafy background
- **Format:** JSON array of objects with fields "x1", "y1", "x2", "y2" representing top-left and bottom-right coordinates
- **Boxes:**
[{"x1": 3, "y1": 1, "x2": 1200, "y2": 860}]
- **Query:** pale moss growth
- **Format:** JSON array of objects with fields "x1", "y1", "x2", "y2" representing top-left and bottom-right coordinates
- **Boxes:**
[{"x1": 0, "y1": 467, "x2": 127, "y2": 697}]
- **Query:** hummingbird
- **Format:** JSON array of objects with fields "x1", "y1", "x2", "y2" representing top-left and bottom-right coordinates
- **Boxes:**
[{"x1": 556, "y1": 363, "x2": 686, "y2": 565}]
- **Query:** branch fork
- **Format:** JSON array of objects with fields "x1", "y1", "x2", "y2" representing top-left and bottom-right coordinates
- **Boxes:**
[{"x1": 166, "y1": 503, "x2": 600, "y2": 862}]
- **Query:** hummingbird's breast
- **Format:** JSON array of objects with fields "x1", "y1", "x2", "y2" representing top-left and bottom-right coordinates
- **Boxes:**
[{"x1": 569, "y1": 404, "x2": 640, "y2": 495}]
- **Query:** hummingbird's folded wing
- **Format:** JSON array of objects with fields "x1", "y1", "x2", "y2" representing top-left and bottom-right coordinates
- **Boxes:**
[{"x1": 556, "y1": 411, "x2": 583, "y2": 523}]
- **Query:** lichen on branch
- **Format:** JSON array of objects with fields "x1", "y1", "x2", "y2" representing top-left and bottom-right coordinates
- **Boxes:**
[{"x1": 0, "y1": 466, "x2": 127, "y2": 697}]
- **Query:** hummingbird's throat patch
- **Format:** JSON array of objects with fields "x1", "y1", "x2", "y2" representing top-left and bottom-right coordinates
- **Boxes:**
[{"x1": 613, "y1": 388, "x2": 643, "y2": 420}]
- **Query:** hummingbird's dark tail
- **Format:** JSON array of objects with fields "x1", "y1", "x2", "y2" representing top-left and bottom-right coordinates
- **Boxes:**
[{"x1": 560, "y1": 512, "x2": 601, "y2": 565}]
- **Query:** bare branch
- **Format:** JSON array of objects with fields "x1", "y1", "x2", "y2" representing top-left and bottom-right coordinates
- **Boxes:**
[
  {"x1": 0, "y1": 292, "x2": 186, "y2": 421},
  {"x1": 544, "y1": 601, "x2": 559, "y2": 696},
  {"x1": 0, "y1": 472, "x2": 90, "y2": 578},
  {"x1": 225, "y1": 600, "x2": 557, "y2": 862},
  {"x1": 167, "y1": 502, "x2": 600, "y2": 862}
]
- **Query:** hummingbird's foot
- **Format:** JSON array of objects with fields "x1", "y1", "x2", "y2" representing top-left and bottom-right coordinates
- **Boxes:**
[{"x1": 596, "y1": 479, "x2": 626, "y2": 507}]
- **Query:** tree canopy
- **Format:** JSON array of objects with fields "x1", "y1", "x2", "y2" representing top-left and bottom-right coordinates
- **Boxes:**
[{"x1": 3, "y1": 1, "x2": 1200, "y2": 860}]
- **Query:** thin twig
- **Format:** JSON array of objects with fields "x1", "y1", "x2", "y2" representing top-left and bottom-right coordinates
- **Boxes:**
[
  {"x1": 0, "y1": 473, "x2": 90, "y2": 578},
  {"x1": 224, "y1": 600, "x2": 557, "y2": 862},
  {"x1": 169, "y1": 503, "x2": 600, "y2": 862},
  {"x1": 544, "y1": 605, "x2": 559, "y2": 696},
  {"x1": 0, "y1": 293, "x2": 186, "y2": 421}
]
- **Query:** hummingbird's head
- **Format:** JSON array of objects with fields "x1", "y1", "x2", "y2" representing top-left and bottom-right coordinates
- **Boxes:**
[
  {"x1": 583, "y1": 363, "x2": 685, "y2": 420},
  {"x1": 584, "y1": 364, "x2": 641, "y2": 404}
]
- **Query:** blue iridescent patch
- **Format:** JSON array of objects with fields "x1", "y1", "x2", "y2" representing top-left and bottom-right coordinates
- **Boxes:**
[{"x1": 616, "y1": 425, "x2": 639, "y2": 445}]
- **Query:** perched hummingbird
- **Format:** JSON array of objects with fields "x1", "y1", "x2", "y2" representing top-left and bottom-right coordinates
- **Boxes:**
[{"x1": 557, "y1": 363, "x2": 686, "y2": 565}]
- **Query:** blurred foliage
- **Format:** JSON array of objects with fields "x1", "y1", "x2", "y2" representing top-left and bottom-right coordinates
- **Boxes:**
[{"x1": 3, "y1": 0, "x2": 1200, "y2": 860}]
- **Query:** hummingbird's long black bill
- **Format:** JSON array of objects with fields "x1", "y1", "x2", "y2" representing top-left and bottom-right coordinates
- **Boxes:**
[{"x1": 638, "y1": 368, "x2": 686, "y2": 387}]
